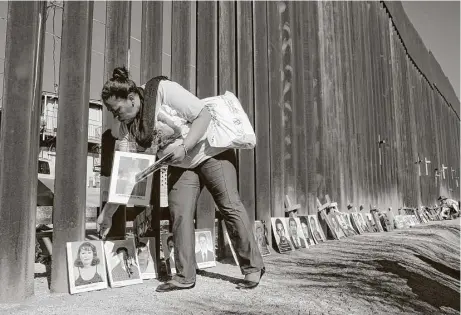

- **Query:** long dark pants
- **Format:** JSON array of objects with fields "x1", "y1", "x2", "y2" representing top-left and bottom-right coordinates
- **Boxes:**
[{"x1": 167, "y1": 150, "x2": 264, "y2": 285}]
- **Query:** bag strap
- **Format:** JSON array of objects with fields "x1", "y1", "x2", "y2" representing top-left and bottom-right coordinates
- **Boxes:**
[{"x1": 135, "y1": 75, "x2": 169, "y2": 149}]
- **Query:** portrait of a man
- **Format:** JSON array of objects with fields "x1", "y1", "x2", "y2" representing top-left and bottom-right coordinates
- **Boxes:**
[
  {"x1": 104, "y1": 240, "x2": 143, "y2": 288},
  {"x1": 271, "y1": 218, "x2": 293, "y2": 253},
  {"x1": 194, "y1": 230, "x2": 216, "y2": 269},
  {"x1": 308, "y1": 215, "x2": 325, "y2": 243},
  {"x1": 287, "y1": 217, "x2": 307, "y2": 249},
  {"x1": 136, "y1": 237, "x2": 157, "y2": 279},
  {"x1": 299, "y1": 216, "x2": 315, "y2": 245},
  {"x1": 162, "y1": 234, "x2": 176, "y2": 274},
  {"x1": 328, "y1": 212, "x2": 346, "y2": 239},
  {"x1": 254, "y1": 221, "x2": 271, "y2": 256}
]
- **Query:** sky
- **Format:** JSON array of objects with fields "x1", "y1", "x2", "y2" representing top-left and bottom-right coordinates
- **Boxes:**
[{"x1": 402, "y1": 1, "x2": 460, "y2": 100}]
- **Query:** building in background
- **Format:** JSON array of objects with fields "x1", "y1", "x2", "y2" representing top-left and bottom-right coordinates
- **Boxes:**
[
  {"x1": 0, "y1": 1, "x2": 143, "y2": 192},
  {"x1": 39, "y1": 93, "x2": 103, "y2": 188}
]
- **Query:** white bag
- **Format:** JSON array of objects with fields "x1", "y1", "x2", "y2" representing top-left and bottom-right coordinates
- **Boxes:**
[{"x1": 203, "y1": 91, "x2": 256, "y2": 149}]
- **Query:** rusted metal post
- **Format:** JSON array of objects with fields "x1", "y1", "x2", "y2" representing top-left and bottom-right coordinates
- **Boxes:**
[
  {"x1": 0, "y1": 1, "x2": 46, "y2": 302},
  {"x1": 140, "y1": 0, "x2": 163, "y2": 274},
  {"x1": 50, "y1": 1, "x2": 94, "y2": 293},
  {"x1": 101, "y1": 1, "x2": 131, "y2": 239}
]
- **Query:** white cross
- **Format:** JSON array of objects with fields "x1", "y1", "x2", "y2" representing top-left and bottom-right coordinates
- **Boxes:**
[
  {"x1": 442, "y1": 164, "x2": 448, "y2": 179},
  {"x1": 451, "y1": 168, "x2": 456, "y2": 180},
  {"x1": 424, "y1": 158, "x2": 431, "y2": 176},
  {"x1": 434, "y1": 168, "x2": 440, "y2": 186}
]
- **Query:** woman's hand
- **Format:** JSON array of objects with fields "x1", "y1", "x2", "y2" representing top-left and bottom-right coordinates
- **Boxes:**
[{"x1": 168, "y1": 144, "x2": 187, "y2": 165}]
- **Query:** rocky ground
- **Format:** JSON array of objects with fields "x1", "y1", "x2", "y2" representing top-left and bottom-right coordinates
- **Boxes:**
[{"x1": 1, "y1": 219, "x2": 459, "y2": 315}]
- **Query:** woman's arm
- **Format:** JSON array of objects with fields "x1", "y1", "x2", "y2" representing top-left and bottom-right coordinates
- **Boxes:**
[
  {"x1": 160, "y1": 80, "x2": 212, "y2": 163},
  {"x1": 182, "y1": 108, "x2": 211, "y2": 151}
]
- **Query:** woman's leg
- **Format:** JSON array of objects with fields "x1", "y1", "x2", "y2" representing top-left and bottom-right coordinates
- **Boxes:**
[
  {"x1": 197, "y1": 150, "x2": 264, "y2": 276},
  {"x1": 166, "y1": 166, "x2": 201, "y2": 286}
]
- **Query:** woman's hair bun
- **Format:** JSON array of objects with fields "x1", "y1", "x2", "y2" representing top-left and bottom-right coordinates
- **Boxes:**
[{"x1": 112, "y1": 66, "x2": 129, "y2": 82}]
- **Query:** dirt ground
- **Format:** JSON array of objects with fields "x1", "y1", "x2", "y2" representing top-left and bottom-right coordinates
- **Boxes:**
[{"x1": 1, "y1": 219, "x2": 459, "y2": 315}]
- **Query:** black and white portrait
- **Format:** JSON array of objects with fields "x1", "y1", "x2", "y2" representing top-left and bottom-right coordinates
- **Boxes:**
[
  {"x1": 308, "y1": 215, "x2": 326, "y2": 243},
  {"x1": 194, "y1": 230, "x2": 216, "y2": 269},
  {"x1": 136, "y1": 237, "x2": 157, "y2": 279},
  {"x1": 271, "y1": 217, "x2": 293, "y2": 253},
  {"x1": 108, "y1": 151, "x2": 156, "y2": 206},
  {"x1": 104, "y1": 240, "x2": 143, "y2": 288},
  {"x1": 254, "y1": 221, "x2": 271, "y2": 256},
  {"x1": 286, "y1": 217, "x2": 308, "y2": 249},
  {"x1": 298, "y1": 216, "x2": 316, "y2": 246},
  {"x1": 66, "y1": 241, "x2": 108, "y2": 294},
  {"x1": 161, "y1": 233, "x2": 176, "y2": 275}
]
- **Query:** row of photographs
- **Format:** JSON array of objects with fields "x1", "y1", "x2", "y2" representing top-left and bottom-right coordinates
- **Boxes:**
[
  {"x1": 271, "y1": 209, "x2": 429, "y2": 253},
  {"x1": 271, "y1": 215, "x2": 326, "y2": 253},
  {"x1": 66, "y1": 230, "x2": 215, "y2": 295}
]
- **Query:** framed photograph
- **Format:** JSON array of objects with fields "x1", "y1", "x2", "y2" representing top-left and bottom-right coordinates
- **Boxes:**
[
  {"x1": 307, "y1": 215, "x2": 326, "y2": 243},
  {"x1": 338, "y1": 213, "x2": 357, "y2": 237},
  {"x1": 357, "y1": 213, "x2": 371, "y2": 233},
  {"x1": 379, "y1": 213, "x2": 393, "y2": 232},
  {"x1": 393, "y1": 215, "x2": 405, "y2": 229},
  {"x1": 66, "y1": 241, "x2": 108, "y2": 294},
  {"x1": 350, "y1": 213, "x2": 364, "y2": 234},
  {"x1": 195, "y1": 229, "x2": 216, "y2": 269},
  {"x1": 327, "y1": 211, "x2": 347, "y2": 239},
  {"x1": 371, "y1": 211, "x2": 384, "y2": 232},
  {"x1": 161, "y1": 233, "x2": 176, "y2": 275},
  {"x1": 136, "y1": 237, "x2": 157, "y2": 279},
  {"x1": 365, "y1": 213, "x2": 378, "y2": 232},
  {"x1": 254, "y1": 221, "x2": 271, "y2": 256},
  {"x1": 108, "y1": 151, "x2": 157, "y2": 206},
  {"x1": 298, "y1": 216, "x2": 316, "y2": 246},
  {"x1": 271, "y1": 217, "x2": 293, "y2": 253},
  {"x1": 104, "y1": 239, "x2": 143, "y2": 288},
  {"x1": 223, "y1": 221, "x2": 240, "y2": 265},
  {"x1": 286, "y1": 217, "x2": 309, "y2": 249}
]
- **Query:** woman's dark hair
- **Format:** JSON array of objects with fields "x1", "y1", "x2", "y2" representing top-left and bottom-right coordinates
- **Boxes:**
[
  {"x1": 74, "y1": 242, "x2": 100, "y2": 267},
  {"x1": 101, "y1": 67, "x2": 139, "y2": 103},
  {"x1": 101, "y1": 66, "x2": 170, "y2": 149}
]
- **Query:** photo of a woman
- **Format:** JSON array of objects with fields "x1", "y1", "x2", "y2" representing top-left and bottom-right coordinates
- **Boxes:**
[
  {"x1": 66, "y1": 241, "x2": 108, "y2": 294},
  {"x1": 74, "y1": 242, "x2": 103, "y2": 286}
]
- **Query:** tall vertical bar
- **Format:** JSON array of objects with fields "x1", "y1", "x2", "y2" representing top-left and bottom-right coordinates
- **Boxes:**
[
  {"x1": 140, "y1": 0, "x2": 163, "y2": 274},
  {"x1": 171, "y1": 1, "x2": 191, "y2": 89},
  {"x1": 101, "y1": 1, "x2": 131, "y2": 239},
  {"x1": 236, "y1": 1, "x2": 256, "y2": 223},
  {"x1": 267, "y1": 1, "x2": 285, "y2": 217},
  {"x1": 0, "y1": 1, "x2": 46, "y2": 302},
  {"x1": 196, "y1": 1, "x2": 218, "y2": 244},
  {"x1": 253, "y1": 0, "x2": 272, "y2": 239},
  {"x1": 51, "y1": 1, "x2": 94, "y2": 293}
]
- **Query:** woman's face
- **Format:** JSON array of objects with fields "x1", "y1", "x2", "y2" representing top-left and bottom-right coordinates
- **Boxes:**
[
  {"x1": 79, "y1": 247, "x2": 93, "y2": 267},
  {"x1": 105, "y1": 93, "x2": 140, "y2": 123}
]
